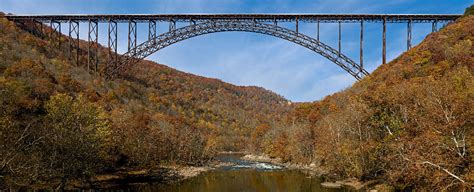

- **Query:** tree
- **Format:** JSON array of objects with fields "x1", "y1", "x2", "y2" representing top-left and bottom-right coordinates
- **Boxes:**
[{"x1": 43, "y1": 93, "x2": 111, "y2": 178}]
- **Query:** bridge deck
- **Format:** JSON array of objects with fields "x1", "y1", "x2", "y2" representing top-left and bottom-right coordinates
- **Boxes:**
[{"x1": 6, "y1": 14, "x2": 461, "y2": 23}]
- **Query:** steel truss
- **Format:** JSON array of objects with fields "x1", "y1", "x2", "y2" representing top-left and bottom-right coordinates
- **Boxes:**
[
  {"x1": 68, "y1": 20, "x2": 80, "y2": 65},
  {"x1": 7, "y1": 14, "x2": 460, "y2": 23},
  {"x1": 128, "y1": 20, "x2": 137, "y2": 54},
  {"x1": 8, "y1": 14, "x2": 460, "y2": 80},
  {"x1": 30, "y1": 19, "x2": 44, "y2": 39},
  {"x1": 108, "y1": 19, "x2": 118, "y2": 71},
  {"x1": 106, "y1": 20, "x2": 369, "y2": 80},
  {"x1": 88, "y1": 19, "x2": 99, "y2": 72},
  {"x1": 50, "y1": 20, "x2": 61, "y2": 48},
  {"x1": 149, "y1": 20, "x2": 156, "y2": 41}
]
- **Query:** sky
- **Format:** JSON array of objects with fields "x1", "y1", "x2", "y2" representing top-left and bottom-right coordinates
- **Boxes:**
[{"x1": 1, "y1": 0, "x2": 471, "y2": 101}]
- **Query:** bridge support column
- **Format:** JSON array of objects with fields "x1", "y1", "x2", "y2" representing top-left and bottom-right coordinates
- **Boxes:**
[
  {"x1": 295, "y1": 17, "x2": 299, "y2": 34},
  {"x1": 88, "y1": 19, "x2": 99, "y2": 72},
  {"x1": 382, "y1": 17, "x2": 386, "y2": 64},
  {"x1": 360, "y1": 20, "x2": 363, "y2": 73},
  {"x1": 50, "y1": 20, "x2": 61, "y2": 48},
  {"x1": 432, "y1": 20, "x2": 437, "y2": 32},
  {"x1": 338, "y1": 21, "x2": 341, "y2": 56},
  {"x1": 317, "y1": 19, "x2": 320, "y2": 41},
  {"x1": 169, "y1": 19, "x2": 176, "y2": 32},
  {"x1": 128, "y1": 19, "x2": 137, "y2": 54},
  {"x1": 68, "y1": 19, "x2": 80, "y2": 66},
  {"x1": 108, "y1": 19, "x2": 118, "y2": 69},
  {"x1": 407, "y1": 19, "x2": 412, "y2": 50},
  {"x1": 148, "y1": 20, "x2": 156, "y2": 42},
  {"x1": 32, "y1": 19, "x2": 44, "y2": 39}
]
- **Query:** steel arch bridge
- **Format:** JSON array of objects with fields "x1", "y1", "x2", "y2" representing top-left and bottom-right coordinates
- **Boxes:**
[
  {"x1": 7, "y1": 14, "x2": 461, "y2": 80},
  {"x1": 108, "y1": 20, "x2": 368, "y2": 79}
]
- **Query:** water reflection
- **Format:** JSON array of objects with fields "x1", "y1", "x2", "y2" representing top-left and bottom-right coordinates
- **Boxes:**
[
  {"x1": 135, "y1": 168, "x2": 345, "y2": 192},
  {"x1": 108, "y1": 153, "x2": 348, "y2": 191}
]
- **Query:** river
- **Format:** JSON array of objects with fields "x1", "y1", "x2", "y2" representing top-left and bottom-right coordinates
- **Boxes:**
[{"x1": 125, "y1": 153, "x2": 350, "y2": 192}]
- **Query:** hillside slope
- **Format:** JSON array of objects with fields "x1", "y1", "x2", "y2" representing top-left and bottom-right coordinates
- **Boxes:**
[
  {"x1": 0, "y1": 13, "x2": 290, "y2": 187},
  {"x1": 254, "y1": 15, "x2": 473, "y2": 190}
]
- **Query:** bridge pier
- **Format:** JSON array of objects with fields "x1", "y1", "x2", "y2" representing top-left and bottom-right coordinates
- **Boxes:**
[
  {"x1": 50, "y1": 20, "x2": 61, "y2": 48},
  {"x1": 295, "y1": 17, "x2": 299, "y2": 34},
  {"x1": 149, "y1": 20, "x2": 156, "y2": 43},
  {"x1": 169, "y1": 19, "x2": 176, "y2": 32},
  {"x1": 338, "y1": 21, "x2": 341, "y2": 56},
  {"x1": 382, "y1": 17, "x2": 386, "y2": 64},
  {"x1": 31, "y1": 19, "x2": 44, "y2": 39},
  {"x1": 108, "y1": 19, "x2": 118, "y2": 69},
  {"x1": 128, "y1": 19, "x2": 137, "y2": 54},
  {"x1": 88, "y1": 19, "x2": 99, "y2": 72},
  {"x1": 407, "y1": 19, "x2": 412, "y2": 50},
  {"x1": 317, "y1": 19, "x2": 320, "y2": 41},
  {"x1": 360, "y1": 20, "x2": 363, "y2": 73},
  {"x1": 68, "y1": 19, "x2": 80, "y2": 66},
  {"x1": 432, "y1": 20, "x2": 438, "y2": 32}
]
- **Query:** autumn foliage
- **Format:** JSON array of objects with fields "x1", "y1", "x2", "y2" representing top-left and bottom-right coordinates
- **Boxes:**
[
  {"x1": 0, "y1": 13, "x2": 290, "y2": 187},
  {"x1": 252, "y1": 15, "x2": 473, "y2": 190},
  {"x1": 0, "y1": 12, "x2": 472, "y2": 191}
]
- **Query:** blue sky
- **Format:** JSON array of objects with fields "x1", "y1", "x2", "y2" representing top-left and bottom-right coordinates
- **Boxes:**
[{"x1": 1, "y1": 0, "x2": 471, "y2": 101}]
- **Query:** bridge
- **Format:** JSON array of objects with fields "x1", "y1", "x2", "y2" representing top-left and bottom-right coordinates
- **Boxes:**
[{"x1": 6, "y1": 14, "x2": 461, "y2": 80}]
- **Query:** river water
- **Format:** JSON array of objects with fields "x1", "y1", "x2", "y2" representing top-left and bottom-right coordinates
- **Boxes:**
[{"x1": 130, "y1": 153, "x2": 349, "y2": 192}]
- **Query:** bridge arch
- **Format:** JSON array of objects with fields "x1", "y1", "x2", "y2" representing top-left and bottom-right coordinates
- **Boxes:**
[{"x1": 106, "y1": 20, "x2": 369, "y2": 79}]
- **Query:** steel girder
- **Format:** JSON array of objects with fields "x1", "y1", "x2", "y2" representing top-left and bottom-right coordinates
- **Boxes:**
[
  {"x1": 105, "y1": 20, "x2": 369, "y2": 80},
  {"x1": 7, "y1": 14, "x2": 460, "y2": 24}
]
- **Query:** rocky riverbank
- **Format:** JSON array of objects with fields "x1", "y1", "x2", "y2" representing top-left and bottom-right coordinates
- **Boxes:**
[
  {"x1": 241, "y1": 154, "x2": 388, "y2": 191},
  {"x1": 241, "y1": 154, "x2": 326, "y2": 176}
]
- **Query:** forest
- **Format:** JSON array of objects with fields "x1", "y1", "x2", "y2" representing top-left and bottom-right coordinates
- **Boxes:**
[{"x1": 0, "y1": 7, "x2": 472, "y2": 191}]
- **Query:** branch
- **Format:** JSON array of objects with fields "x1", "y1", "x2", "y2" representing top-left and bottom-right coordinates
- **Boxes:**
[
  {"x1": 422, "y1": 161, "x2": 465, "y2": 183},
  {"x1": 384, "y1": 125, "x2": 393, "y2": 135}
]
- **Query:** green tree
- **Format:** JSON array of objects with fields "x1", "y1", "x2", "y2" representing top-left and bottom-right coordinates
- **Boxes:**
[{"x1": 43, "y1": 93, "x2": 111, "y2": 178}]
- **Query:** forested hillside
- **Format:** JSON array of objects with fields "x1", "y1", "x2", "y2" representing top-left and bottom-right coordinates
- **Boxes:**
[
  {"x1": 253, "y1": 14, "x2": 473, "y2": 190},
  {"x1": 0, "y1": 12, "x2": 290, "y2": 186},
  {"x1": 1, "y1": 10, "x2": 472, "y2": 191}
]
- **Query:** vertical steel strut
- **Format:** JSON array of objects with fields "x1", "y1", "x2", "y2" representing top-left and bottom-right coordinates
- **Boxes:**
[
  {"x1": 68, "y1": 19, "x2": 80, "y2": 66},
  {"x1": 50, "y1": 20, "x2": 61, "y2": 48},
  {"x1": 295, "y1": 17, "x2": 299, "y2": 34},
  {"x1": 148, "y1": 20, "x2": 156, "y2": 42},
  {"x1": 169, "y1": 19, "x2": 176, "y2": 32},
  {"x1": 317, "y1": 18, "x2": 320, "y2": 41},
  {"x1": 407, "y1": 19, "x2": 412, "y2": 50},
  {"x1": 360, "y1": 19, "x2": 363, "y2": 73},
  {"x1": 108, "y1": 19, "x2": 118, "y2": 70},
  {"x1": 128, "y1": 19, "x2": 137, "y2": 54},
  {"x1": 382, "y1": 17, "x2": 386, "y2": 64},
  {"x1": 33, "y1": 19, "x2": 44, "y2": 39},
  {"x1": 88, "y1": 19, "x2": 99, "y2": 72},
  {"x1": 338, "y1": 20, "x2": 341, "y2": 56},
  {"x1": 432, "y1": 20, "x2": 437, "y2": 32}
]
